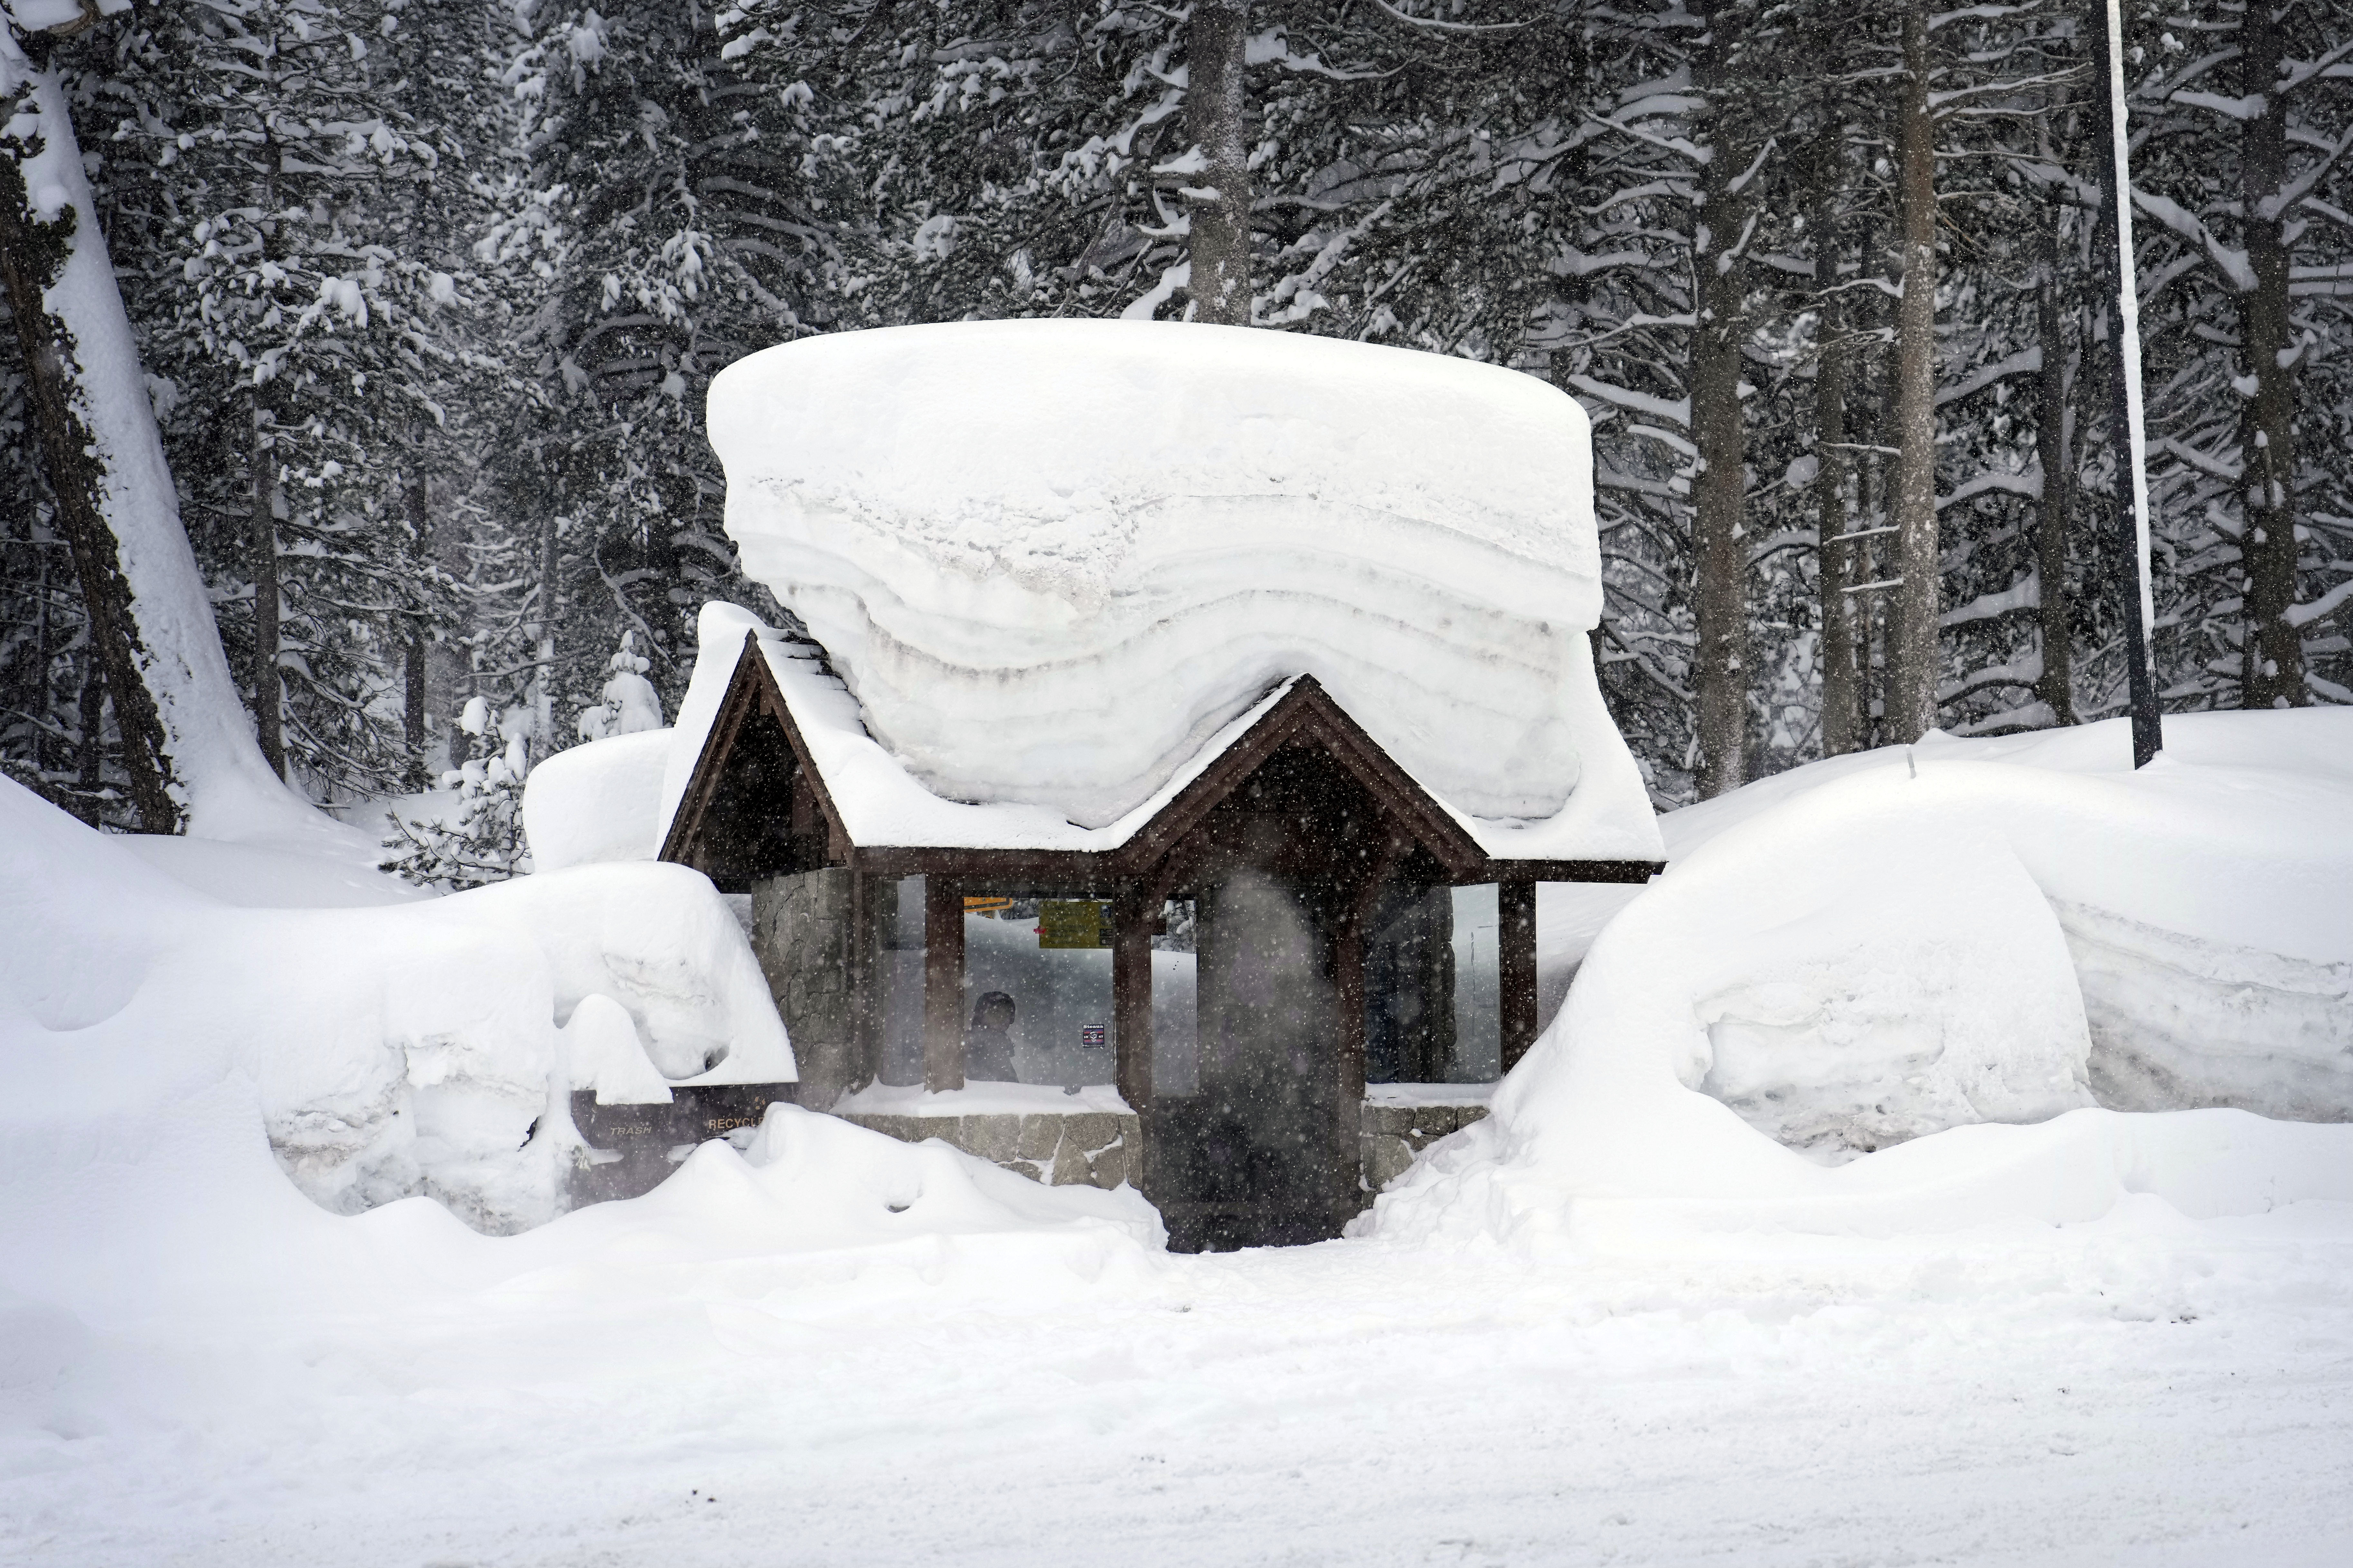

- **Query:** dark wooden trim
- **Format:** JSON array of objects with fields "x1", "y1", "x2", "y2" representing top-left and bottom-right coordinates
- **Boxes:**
[
  {"x1": 848, "y1": 845, "x2": 1663, "y2": 888},
  {"x1": 1287, "y1": 700, "x2": 1488, "y2": 882},
  {"x1": 1334, "y1": 832, "x2": 1407, "y2": 1204},
  {"x1": 747, "y1": 646, "x2": 854, "y2": 862},
  {"x1": 1473, "y1": 856, "x2": 1662, "y2": 886},
  {"x1": 850, "y1": 844, "x2": 1125, "y2": 885},
  {"x1": 1498, "y1": 879, "x2": 1539, "y2": 1074},
  {"x1": 657, "y1": 632, "x2": 764, "y2": 865},
  {"x1": 1112, "y1": 888, "x2": 1154, "y2": 1112},
  {"x1": 1103, "y1": 677, "x2": 1487, "y2": 881},
  {"x1": 665, "y1": 640, "x2": 1667, "y2": 891},
  {"x1": 849, "y1": 869, "x2": 878, "y2": 1093},
  {"x1": 660, "y1": 631, "x2": 859, "y2": 872},
  {"x1": 923, "y1": 874, "x2": 965, "y2": 1091}
]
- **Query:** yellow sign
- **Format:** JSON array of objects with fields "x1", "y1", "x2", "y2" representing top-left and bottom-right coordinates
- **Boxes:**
[
  {"x1": 1037, "y1": 900, "x2": 1110, "y2": 949},
  {"x1": 963, "y1": 896, "x2": 1015, "y2": 915}
]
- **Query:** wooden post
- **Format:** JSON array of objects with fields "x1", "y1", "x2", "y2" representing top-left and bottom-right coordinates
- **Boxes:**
[
  {"x1": 1337, "y1": 836, "x2": 1401, "y2": 1209},
  {"x1": 1333, "y1": 918, "x2": 1367, "y2": 1209},
  {"x1": 1112, "y1": 890, "x2": 1154, "y2": 1113},
  {"x1": 1498, "y1": 879, "x2": 1538, "y2": 1074},
  {"x1": 849, "y1": 871, "x2": 877, "y2": 1095},
  {"x1": 923, "y1": 875, "x2": 965, "y2": 1092}
]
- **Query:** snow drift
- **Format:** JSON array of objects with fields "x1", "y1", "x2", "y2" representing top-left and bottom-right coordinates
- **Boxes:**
[
  {"x1": 0, "y1": 778, "x2": 791, "y2": 1235},
  {"x1": 1, "y1": 774, "x2": 1151, "y2": 1362},
  {"x1": 707, "y1": 321, "x2": 1657, "y2": 857},
  {"x1": 1363, "y1": 710, "x2": 2353, "y2": 1246},
  {"x1": 1655, "y1": 797, "x2": 2097, "y2": 1162},
  {"x1": 522, "y1": 728, "x2": 674, "y2": 872}
]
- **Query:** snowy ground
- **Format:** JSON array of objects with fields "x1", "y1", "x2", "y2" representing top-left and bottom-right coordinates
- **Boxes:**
[
  {"x1": 8, "y1": 711, "x2": 2353, "y2": 1564},
  {"x1": 8, "y1": 1206, "x2": 2352, "y2": 1566}
]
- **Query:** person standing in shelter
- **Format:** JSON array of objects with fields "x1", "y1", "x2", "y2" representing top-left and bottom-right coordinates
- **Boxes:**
[{"x1": 965, "y1": 992, "x2": 1019, "y2": 1082}]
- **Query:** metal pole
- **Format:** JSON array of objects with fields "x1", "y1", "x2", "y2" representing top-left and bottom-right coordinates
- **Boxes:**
[{"x1": 2097, "y1": 0, "x2": 2163, "y2": 767}]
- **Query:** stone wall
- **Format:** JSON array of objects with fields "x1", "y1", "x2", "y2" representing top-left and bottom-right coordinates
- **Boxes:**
[
  {"x1": 751, "y1": 869, "x2": 866, "y2": 1109},
  {"x1": 830, "y1": 1098, "x2": 1481, "y2": 1201},
  {"x1": 563, "y1": 1092, "x2": 1473, "y2": 1210},
  {"x1": 1358, "y1": 1100, "x2": 1490, "y2": 1194},
  {"x1": 834, "y1": 1110, "x2": 1137, "y2": 1190}
]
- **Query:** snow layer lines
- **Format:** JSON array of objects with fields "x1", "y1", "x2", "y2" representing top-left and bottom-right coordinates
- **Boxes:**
[
  {"x1": 704, "y1": 320, "x2": 1660, "y2": 861},
  {"x1": 663, "y1": 602, "x2": 1658, "y2": 865}
]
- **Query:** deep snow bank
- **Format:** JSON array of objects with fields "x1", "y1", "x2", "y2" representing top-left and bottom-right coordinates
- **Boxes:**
[
  {"x1": 1634, "y1": 786, "x2": 2099, "y2": 1162},
  {"x1": 0, "y1": 779, "x2": 790, "y2": 1235},
  {"x1": 707, "y1": 321, "x2": 1655, "y2": 855},
  {"x1": 2, "y1": 776, "x2": 1155, "y2": 1336},
  {"x1": 523, "y1": 728, "x2": 673, "y2": 872},
  {"x1": 1363, "y1": 710, "x2": 2353, "y2": 1245}
]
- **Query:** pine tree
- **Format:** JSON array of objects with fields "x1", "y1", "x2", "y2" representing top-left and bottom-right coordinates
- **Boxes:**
[
  {"x1": 574, "y1": 629, "x2": 664, "y2": 739},
  {"x1": 379, "y1": 692, "x2": 530, "y2": 887},
  {"x1": 97, "y1": 0, "x2": 487, "y2": 803}
]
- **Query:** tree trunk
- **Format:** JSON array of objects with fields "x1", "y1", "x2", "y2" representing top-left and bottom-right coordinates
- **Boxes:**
[
  {"x1": 2236, "y1": 0, "x2": 2303, "y2": 709},
  {"x1": 29, "y1": 489, "x2": 55, "y2": 776},
  {"x1": 1810, "y1": 112, "x2": 1861, "y2": 758},
  {"x1": 535, "y1": 512, "x2": 558, "y2": 756},
  {"x1": 2034, "y1": 202, "x2": 2075, "y2": 726},
  {"x1": 1886, "y1": 3, "x2": 1942, "y2": 743},
  {"x1": 77, "y1": 654, "x2": 103, "y2": 795},
  {"x1": 403, "y1": 476, "x2": 431, "y2": 784},
  {"x1": 0, "y1": 61, "x2": 294, "y2": 834},
  {"x1": 250, "y1": 402, "x2": 285, "y2": 779},
  {"x1": 1850, "y1": 214, "x2": 1888, "y2": 749},
  {"x1": 1185, "y1": 0, "x2": 1251, "y2": 325},
  {"x1": 1689, "y1": 6, "x2": 1757, "y2": 798},
  {"x1": 2092, "y1": 0, "x2": 2163, "y2": 765},
  {"x1": 0, "y1": 70, "x2": 180, "y2": 831}
]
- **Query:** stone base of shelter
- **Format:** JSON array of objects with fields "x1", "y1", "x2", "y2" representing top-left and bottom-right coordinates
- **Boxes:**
[
  {"x1": 1358, "y1": 1098, "x2": 1491, "y2": 1195},
  {"x1": 835, "y1": 1093, "x2": 1489, "y2": 1204},
  {"x1": 833, "y1": 1109, "x2": 1137, "y2": 1190},
  {"x1": 561, "y1": 1080, "x2": 1488, "y2": 1216}
]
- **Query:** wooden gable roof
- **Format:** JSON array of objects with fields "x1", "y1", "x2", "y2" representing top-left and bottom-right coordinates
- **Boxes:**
[{"x1": 660, "y1": 631, "x2": 1659, "y2": 889}]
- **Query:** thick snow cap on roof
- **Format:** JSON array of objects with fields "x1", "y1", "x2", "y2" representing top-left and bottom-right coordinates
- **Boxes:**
[{"x1": 708, "y1": 320, "x2": 1657, "y2": 857}]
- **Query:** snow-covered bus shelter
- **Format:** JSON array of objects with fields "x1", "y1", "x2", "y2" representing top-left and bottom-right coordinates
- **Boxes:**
[{"x1": 660, "y1": 322, "x2": 1664, "y2": 1249}]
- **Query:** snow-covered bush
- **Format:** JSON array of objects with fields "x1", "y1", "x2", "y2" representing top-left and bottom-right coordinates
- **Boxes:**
[
  {"x1": 576, "y1": 632, "x2": 666, "y2": 741},
  {"x1": 381, "y1": 696, "x2": 533, "y2": 889}
]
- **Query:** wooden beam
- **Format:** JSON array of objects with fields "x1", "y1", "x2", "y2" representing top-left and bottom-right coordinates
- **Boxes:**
[
  {"x1": 923, "y1": 875, "x2": 965, "y2": 1092},
  {"x1": 1476, "y1": 857, "x2": 1662, "y2": 886},
  {"x1": 850, "y1": 870, "x2": 878, "y2": 1094},
  {"x1": 657, "y1": 633, "x2": 763, "y2": 865},
  {"x1": 668, "y1": 638, "x2": 1669, "y2": 893},
  {"x1": 852, "y1": 844, "x2": 1127, "y2": 885},
  {"x1": 853, "y1": 845, "x2": 1664, "y2": 888},
  {"x1": 1333, "y1": 917, "x2": 1367, "y2": 1205},
  {"x1": 1335, "y1": 833, "x2": 1405, "y2": 1203},
  {"x1": 1112, "y1": 890, "x2": 1154, "y2": 1113},
  {"x1": 1498, "y1": 879, "x2": 1538, "y2": 1074}
]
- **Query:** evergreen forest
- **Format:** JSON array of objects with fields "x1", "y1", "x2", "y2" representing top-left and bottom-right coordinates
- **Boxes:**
[{"x1": 4, "y1": 0, "x2": 2348, "y2": 837}]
